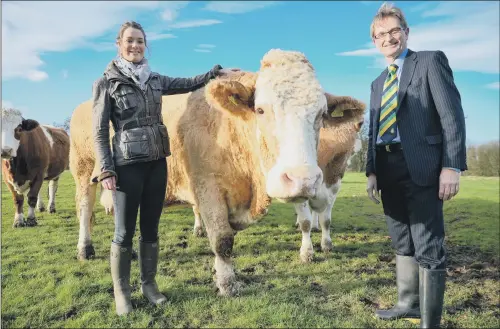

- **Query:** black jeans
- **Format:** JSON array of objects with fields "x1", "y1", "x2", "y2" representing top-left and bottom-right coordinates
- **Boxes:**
[
  {"x1": 376, "y1": 148, "x2": 446, "y2": 270},
  {"x1": 112, "y1": 158, "x2": 167, "y2": 246}
]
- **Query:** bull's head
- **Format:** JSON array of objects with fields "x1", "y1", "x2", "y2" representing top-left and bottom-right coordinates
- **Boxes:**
[
  {"x1": 205, "y1": 49, "x2": 365, "y2": 211},
  {"x1": 1, "y1": 108, "x2": 39, "y2": 159}
]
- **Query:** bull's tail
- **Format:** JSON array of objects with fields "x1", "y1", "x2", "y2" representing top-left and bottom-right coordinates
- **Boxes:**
[{"x1": 99, "y1": 186, "x2": 114, "y2": 216}]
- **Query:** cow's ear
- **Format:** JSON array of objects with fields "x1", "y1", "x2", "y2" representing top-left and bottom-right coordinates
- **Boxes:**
[
  {"x1": 205, "y1": 78, "x2": 255, "y2": 121},
  {"x1": 21, "y1": 119, "x2": 39, "y2": 131},
  {"x1": 323, "y1": 93, "x2": 366, "y2": 128}
]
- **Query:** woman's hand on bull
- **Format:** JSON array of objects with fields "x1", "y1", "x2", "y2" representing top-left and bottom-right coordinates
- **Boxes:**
[{"x1": 218, "y1": 68, "x2": 241, "y2": 77}]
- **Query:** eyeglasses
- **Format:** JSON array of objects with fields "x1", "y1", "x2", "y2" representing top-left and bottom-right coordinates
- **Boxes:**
[{"x1": 373, "y1": 27, "x2": 404, "y2": 40}]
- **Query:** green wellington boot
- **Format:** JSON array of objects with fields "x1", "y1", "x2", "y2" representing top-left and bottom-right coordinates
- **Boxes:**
[
  {"x1": 110, "y1": 243, "x2": 133, "y2": 315},
  {"x1": 139, "y1": 240, "x2": 167, "y2": 305},
  {"x1": 419, "y1": 266, "x2": 446, "y2": 328},
  {"x1": 375, "y1": 255, "x2": 421, "y2": 320}
]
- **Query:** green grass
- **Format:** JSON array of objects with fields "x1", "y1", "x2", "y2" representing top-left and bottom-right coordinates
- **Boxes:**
[{"x1": 2, "y1": 172, "x2": 499, "y2": 328}]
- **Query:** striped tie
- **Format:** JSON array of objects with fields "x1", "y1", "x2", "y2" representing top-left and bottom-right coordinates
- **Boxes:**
[{"x1": 378, "y1": 64, "x2": 399, "y2": 143}]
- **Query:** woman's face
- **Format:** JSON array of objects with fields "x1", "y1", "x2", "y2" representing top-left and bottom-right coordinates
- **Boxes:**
[{"x1": 118, "y1": 27, "x2": 146, "y2": 63}]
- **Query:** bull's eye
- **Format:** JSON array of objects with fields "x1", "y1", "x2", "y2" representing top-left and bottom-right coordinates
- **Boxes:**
[{"x1": 256, "y1": 108, "x2": 264, "y2": 115}]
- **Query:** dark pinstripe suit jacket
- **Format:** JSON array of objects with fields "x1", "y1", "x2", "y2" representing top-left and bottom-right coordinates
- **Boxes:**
[{"x1": 366, "y1": 49, "x2": 467, "y2": 187}]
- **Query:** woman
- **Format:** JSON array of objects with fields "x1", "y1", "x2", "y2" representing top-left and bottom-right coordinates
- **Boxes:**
[{"x1": 92, "y1": 20, "x2": 239, "y2": 315}]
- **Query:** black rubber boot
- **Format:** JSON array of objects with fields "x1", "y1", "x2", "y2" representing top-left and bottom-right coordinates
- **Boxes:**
[
  {"x1": 110, "y1": 243, "x2": 133, "y2": 315},
  {"x1": 375, "y1": 255, "x2": 420, "y2": 320},
  {"x1": 139, "y1": 240, "x2": 167, "y2": 305},
  {"x1": 419, "y1": 266, "x2": 446, "y2": 328}
]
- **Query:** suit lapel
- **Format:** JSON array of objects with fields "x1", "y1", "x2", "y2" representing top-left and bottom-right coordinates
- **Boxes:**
[{"x1": 396, "y1": 49, "x2": 417, "y2": 113}]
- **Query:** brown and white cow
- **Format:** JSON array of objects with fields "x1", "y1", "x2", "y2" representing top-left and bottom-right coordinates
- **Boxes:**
[
  {"x1": 293, "y1": 104, "x2": 365, "y2": 261},
  {"x1": 70, "y1": 49, "x2": 365, "y2": 296},
  {"x1": 1, "y1": 108, "x2": 70, "y2": 227}
]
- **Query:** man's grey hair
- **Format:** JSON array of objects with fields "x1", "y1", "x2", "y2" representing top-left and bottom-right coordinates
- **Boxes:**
[{"x1": 370, "y1": 2, "x2": 409, "y2": 38}]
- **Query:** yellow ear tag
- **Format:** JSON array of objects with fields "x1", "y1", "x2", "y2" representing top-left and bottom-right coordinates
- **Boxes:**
[
  {"x1": 331, "y1": 108, "x2": 344, "y2": 118},
  {"x1": 228, "y1": 95, "x2": 239, "y2": 106}
]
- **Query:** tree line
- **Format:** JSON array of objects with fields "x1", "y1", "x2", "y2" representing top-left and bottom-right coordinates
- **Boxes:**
[{"x1": 347, "y1": 119, "x2": 499, "y2": 177}]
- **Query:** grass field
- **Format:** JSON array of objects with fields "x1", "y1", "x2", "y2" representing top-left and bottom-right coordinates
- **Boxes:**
[{"x1": 1, "y1": 172, "x2": 499, "y2": 328}]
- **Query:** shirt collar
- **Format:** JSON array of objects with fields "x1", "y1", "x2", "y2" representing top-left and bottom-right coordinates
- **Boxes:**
[{"x1": 389, "y1": 48, "x2": 408, "y2": 69}]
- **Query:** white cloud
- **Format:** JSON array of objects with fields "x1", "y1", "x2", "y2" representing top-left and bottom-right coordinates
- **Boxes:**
[
  {"x1": 203, "y1": 1, "x2": 278, "y2": 14},
  {"x1": 1, "y1": 1, "x2": 179, "y2": 82},
  {"x1": 194, "y1": 49, "x2": 212, "y2": 53},
  {"x1": 485, "y1": 82, "x2": 500, "y2": 90},
  {"x1": 336, "y1": 2, "x2": 500, "y2": 74},
  {"x1": 147, "y1": 32, "x2": 177, "y2": 41},
  {"x1": 160, "y1": 1, "x2": 189, "y2": 21},
  {"x1": 62, "y1": 70, "x2": 68, "y2": 79},
  {"x1": 168, "y1": 19, "x2": 222, "y2": 29},
  {"x1": 198, "y1": 44, "x2": 215, "y2": 48}
]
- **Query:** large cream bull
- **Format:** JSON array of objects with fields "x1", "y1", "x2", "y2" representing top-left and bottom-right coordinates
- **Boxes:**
[{"x1": 70, "y1": 49, "x2": 365, "y2": 296}]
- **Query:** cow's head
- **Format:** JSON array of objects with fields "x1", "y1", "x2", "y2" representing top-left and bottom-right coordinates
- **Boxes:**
[
  {"x1": 205, "y1": 49, "x2": 366, "y2": 210},
  {"x1": 1, "y1": 108, "x2": 39, "y2": 159},
  {"x1": 319, "y1": 93, "x2": 366, "y2": 165}
]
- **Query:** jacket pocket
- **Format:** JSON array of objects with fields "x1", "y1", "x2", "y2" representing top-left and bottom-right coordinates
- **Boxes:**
[
  {"x1": 120, "y1": 128, "x2": 150, "y2": 160},
  {"x1": 425, "y1": 134, "x2": 443, "y2": 145},
  {"x1": 115, "y1": 87, "x2": 138, "y2": 111},
  {"x1": 157, "y1": 124, "x2": 171, "y2": 156}
]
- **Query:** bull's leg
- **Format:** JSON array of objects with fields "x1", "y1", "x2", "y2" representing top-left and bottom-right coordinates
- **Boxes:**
[
  {"x1": 192, "y1": 204, "x2": 205, "y2": 237},
  {"x1": 75, "y1": 175, "x2": 97, "y2": 260},
  {"x1": 294, "y1": 201, "x2": 314, "y2": 263},
  {"x1": 311, "y1": 211, "x2": 320, "y2": 232},
  {"x1": 14, "y1": 193, "x2": 26, "y2": 227},
  {"x1": 319, "y1": 180, "x2": 341, "y2": 253},
  {"x1": 198, "y1": 187, "x2": 241, "y2": 297},
  {"x1": 36, "y1": 185, "x2": 46, "y2": 212},
  {"x1": 7, "y1": 183, "x2": 26, "y2": 227},
  {"x1": 25, "y1": 178, "x2": 44, "y2": 227},
  {"x1": 48, "y1": 178, "x2": 59, "y2": 213}
]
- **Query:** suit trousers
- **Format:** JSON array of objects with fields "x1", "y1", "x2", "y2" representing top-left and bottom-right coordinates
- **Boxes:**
[
  {"x1": 376, "y1": 147, "x2": 446, "y2": 270},
  {"x1": 112, "y1": 158, "x2": 167, "y2": 246}
]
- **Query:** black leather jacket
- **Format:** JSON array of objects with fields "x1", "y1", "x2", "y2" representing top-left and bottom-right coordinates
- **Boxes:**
[{"x1": 92, "y1": 60, "x2": 222, "y2": 181}]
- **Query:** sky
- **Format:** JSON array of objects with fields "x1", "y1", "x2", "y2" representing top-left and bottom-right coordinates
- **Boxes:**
[{"x1": 2, "y1": 0, "x2": 499, "y2": 145}]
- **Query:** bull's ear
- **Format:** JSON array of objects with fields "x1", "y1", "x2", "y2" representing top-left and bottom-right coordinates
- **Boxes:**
[
  {"x1": 21, "y1": 119, "x2": 39, "y2": 131},
  {"x1": 205, "y1": 79, "x2": 255, "y2": 121},
  {"x1": 323, "y1": 93, "x2": 366, "y2": 128}
]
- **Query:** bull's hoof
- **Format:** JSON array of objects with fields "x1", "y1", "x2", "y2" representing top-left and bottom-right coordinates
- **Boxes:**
[
  {"x1": 78, "y1": 245, "x2": 95, "y2": 260},
  {"x1": 217, "y1": 279, "x2": 243, "y2": 297},
  {"x1": 37, "y1": 206, "x2": 46, "y2": 212},
  {"x1": 300, "y1": 248, "x2": 314, "y2": 263},
  {"x1": 13, "y1": 219, "x2": 26, "y2": 228},
  {"x1": 311, "y1": 227, "x2": 320, "y2": 233},
  {"x1": 321, "y1": 240, "x2": 333, "y2": 253},
  {"x1": 49, "y1": 206, "x2": 56, "y2": 214},
  {"x1": 193, "y1": 226, "x2": 206, "y2": 237},
  {"x1": 25, "y1": 217, "x2": 38, "y2": 227}
]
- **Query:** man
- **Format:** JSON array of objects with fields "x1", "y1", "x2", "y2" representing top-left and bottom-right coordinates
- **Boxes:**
[{"x1": 365, "y1": 2, "x2": 467, "y2": 328}]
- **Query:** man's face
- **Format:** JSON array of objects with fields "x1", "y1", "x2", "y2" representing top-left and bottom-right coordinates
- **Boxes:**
[{"x1": 373, "y1": 16, "x2": 409, "y2": 60}]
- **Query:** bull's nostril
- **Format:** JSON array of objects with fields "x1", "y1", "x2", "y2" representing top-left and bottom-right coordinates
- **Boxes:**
[{"x1": 282, "y1": 172, "x2": 293, "y2": 184}]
